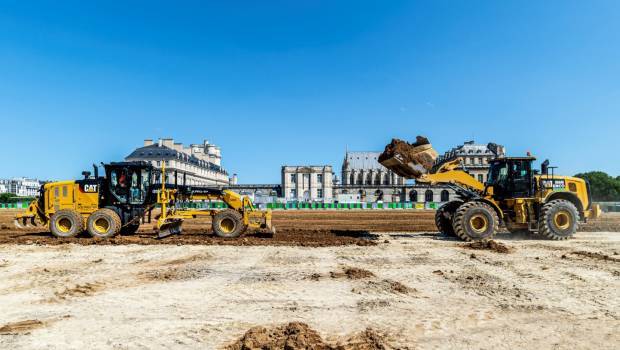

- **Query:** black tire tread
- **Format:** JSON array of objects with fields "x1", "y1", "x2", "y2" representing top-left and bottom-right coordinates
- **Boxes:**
[
  {"x1": 212, "y1": 209, "x2": 245, "y2": 238},
  {"x1": 435, "y1": 201, "x2": 461, "y2": 236},
  {"x1": 539, "y1": 199, "x2": 579, "y2": 240},
  {"x1": 87, "y1": 208, "x2": 122, "y2": 239},
  {"x1": 50, "y1": 209, "x2": 84, "y2": 238},
  {"x1": 452, "y1": 201, "x2": 499, "y2": 242}
]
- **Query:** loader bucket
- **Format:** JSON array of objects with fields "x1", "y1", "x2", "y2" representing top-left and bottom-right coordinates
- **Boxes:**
[
  {"x1": 157, "y1": 218, "x2": 183, "y2": 239},
  {"x1": 378, "y1": 137, "x2": 439, "y2": 179}
]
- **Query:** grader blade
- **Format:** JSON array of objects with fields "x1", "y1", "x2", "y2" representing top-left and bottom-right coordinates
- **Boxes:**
[
  {"x1": 14, "y1": 216, "x2": 37, "y2": 229},
  {"x1": 157, "y1": 219, "x2": 183, "y2": 239},
  {"x1": 14, "y1": 218, "x2": 25, "y2": 229}
]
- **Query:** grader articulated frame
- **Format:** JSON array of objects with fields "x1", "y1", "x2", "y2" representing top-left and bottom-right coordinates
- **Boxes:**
[{"x1": 14, "y1": 162, "x2": 275, "y2": 239}]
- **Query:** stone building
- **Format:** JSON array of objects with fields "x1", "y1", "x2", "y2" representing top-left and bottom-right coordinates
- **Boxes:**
[
  {"x1": 0, "y1": 180, "x2": 8, "y2": 194},
  {"x1": 341, "y1": 152, "x2": 405, "y2": 187},
  {"x1": 282, "y1": 166, "x2": 333, "y2": 202},
  {"x1": 1, "y1": 178, "x2": 42, "y2": 197},
  {"x1": 335, "y1": 151, "x2": 454, "y2": 203},
  {"x1": 125, "y1": 138, "x2": 230, "y2": 186},
  {"x1": 435, "y1": 141, "x2": 505, "y2": 184}
]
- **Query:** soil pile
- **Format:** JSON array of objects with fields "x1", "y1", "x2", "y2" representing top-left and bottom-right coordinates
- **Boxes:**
[
  {"x1": 571, "y1": 251, "x2": 619, "y2": 262},
  {"x1": 225, "y1": 322, "x2": 330, "y2": 350},
  {"x1": 225, "y1": 322, "x2": 388, "y2": 350},
  {"x1": 0, "y1": 229, "x2": 378, "y2": 247},
  {"x1": 466, "y1": 240, "x2": 513, "y2": 254},
  {"x1": 378, "y1": 136, "x2": 438, "y2": 178},
  {"x1": 0, "y1": 320, "x2": 44, "y2": 334},
  {"x1": 330, "y1": 267, "x2": 376, "y2": 280}
]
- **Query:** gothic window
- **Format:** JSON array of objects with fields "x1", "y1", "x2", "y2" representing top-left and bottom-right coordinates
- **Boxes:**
[
  {"x1": 350, "y1": 174, "x2": 355, "y2": 185},
  {"x1": 441, "y1": 190, "x2": 450, "y2": 202},
  {"x1": 425, "y1": 190, "x2": 434, "y2": 202},
  {"x1": 357, "y1": 173, "x2": 363, "y2": 185},
  {"x1": 409, "y1": 190, "x2": 418, "y2": 202},
  {"x1": 366, "y1": 173, "x2": 373, "y2": 185}
]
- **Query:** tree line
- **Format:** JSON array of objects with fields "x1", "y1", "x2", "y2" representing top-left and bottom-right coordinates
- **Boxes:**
[{"x1": 575, "y1": 171, "x2": 620, "y2": 202}]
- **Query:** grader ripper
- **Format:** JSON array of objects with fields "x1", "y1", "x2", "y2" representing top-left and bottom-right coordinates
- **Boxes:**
[
  {"x1": 14, "y1": 161, "x2": 274, "y2": 239},
  {"x1": 379, "y1": 138, "x2": 601, "y2": 241}
]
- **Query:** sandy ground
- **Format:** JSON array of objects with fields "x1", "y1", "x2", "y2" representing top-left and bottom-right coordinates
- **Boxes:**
[{"x1": 0, "y1": 230, "x2": 618, "y2": 349}]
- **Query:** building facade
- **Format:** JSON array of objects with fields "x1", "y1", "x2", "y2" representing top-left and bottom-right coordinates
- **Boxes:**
[
  {"x1": 0, "y1": 180, "x2": 9, "y2": 194},
  {"x1": 0, "y1": 178, "x2": 42, "y2": 197},
  {"x1": 435, "y1": 141, "x2": 505, "y2": 184},
  {"x1": 282, "y1": 166, "x2": 333, "y2": 202},
  {"x1": 125, "y1": 138, "x2": 230, "y2": 186},
  {"x1": 334, "y1": 151, "x2": 455, "y2": 203},
  {"x1": 341, "y1": 152, "x2": 405, "y2": 187}
]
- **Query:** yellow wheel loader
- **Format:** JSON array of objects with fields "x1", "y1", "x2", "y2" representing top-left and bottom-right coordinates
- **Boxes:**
[
  {"x1": 380, "y1": 140, "x2": 601, "y2": 241},
  {"x1": 14, "y1": 162, "x2": 275, "y2": 239}
]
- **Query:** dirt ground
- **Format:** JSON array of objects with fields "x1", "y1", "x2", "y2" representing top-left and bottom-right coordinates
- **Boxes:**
[
  {"x1": 2, "y1": 210, "x2": 619, "y2": 246},
  {"x1": 0, "y1": 210, "x2": 619, "y2": 349}
]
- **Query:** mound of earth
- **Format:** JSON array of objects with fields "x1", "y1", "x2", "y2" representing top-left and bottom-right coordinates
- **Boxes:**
[
  {"x1": 225, "y1": 322, "x2": 388, "y2": 350},
  {"x1": 466, "y1": 240, "x2": 513, "y2": 254},
  {"x1": 331, "y1": 267, "x2": 376, "y2": 280}
]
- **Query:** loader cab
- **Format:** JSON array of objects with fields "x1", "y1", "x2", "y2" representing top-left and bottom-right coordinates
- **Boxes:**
[
  {"x1": 104, "y1": 162, "x2": 153, "y2": 206},
  {"x1": 486, "y1": 157, "x2": 535, "y2": 200}
]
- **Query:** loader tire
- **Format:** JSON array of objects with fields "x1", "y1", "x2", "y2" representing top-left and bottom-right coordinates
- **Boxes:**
[
  {"x1": 539, "y1": 199, "x2": 579, "y2": 240},
  {"x1": 435, "y1": 201, "x2": 462, "y2": 237},
  {"x1": 452, "y1": 201, "x2": 499, "y2": 242},
  {"x1": 212, "y1": 209, "x2": 245, "y2": 238},
  {"x1": 87, "y1": 209, "x2": 122, "y2": 239},
  {"x1": 50, "y1": 209, "x2": 84, "y2": 238}
]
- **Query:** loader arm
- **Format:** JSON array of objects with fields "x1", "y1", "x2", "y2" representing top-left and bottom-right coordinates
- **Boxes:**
[{"x1": 417, "y1": 170, "x2": 487, "y2": 193}]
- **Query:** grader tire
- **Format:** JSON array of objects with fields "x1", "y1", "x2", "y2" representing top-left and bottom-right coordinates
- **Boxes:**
[
  {"x1": 50, "y1": 209, "x2": 84, "y2": 238},
  {"x1": 435, "y1": 201, "x2": 462, "y2": 237},
  {"x1": 539, "y1": 199, "x2": 579, "y2": 240},
  {"x1": 212, "y1": 209, "x2": 245, "y2": 238},
  {"x1": 87, "y1": 209, "x2": 122, "y2": 239},
  {"x1": 452, "y1": 201, "x2": 499, "y2": 242}
]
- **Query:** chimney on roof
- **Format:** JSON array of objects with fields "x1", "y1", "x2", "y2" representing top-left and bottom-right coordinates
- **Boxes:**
[
  {"x1": 144, "y1": 139, "x2": 153, "y2": 147},
  {"x1": 162, "y1": 138, "x2": 174, "y2": 148}
]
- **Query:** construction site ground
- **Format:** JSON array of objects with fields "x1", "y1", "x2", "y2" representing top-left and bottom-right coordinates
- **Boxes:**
[{"x1": 0, "y1": 210, "x2": 619, "y2": 349}]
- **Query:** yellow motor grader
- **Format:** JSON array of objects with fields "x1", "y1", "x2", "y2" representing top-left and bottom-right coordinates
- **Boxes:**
[
  {"x1": 14, "y1": 162, "x2": 274, "y2": 239},
  {"x1": 379, "y1": 139, "x2": 601, "y2": 241}
]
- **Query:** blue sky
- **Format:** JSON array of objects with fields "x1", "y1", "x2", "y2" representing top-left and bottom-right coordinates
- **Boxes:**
[{"x1": 1, "y1": 1, "x2": 619, "y2": 183}]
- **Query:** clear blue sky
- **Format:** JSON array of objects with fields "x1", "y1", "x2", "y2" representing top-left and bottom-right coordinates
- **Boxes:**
[{"x1": 1, "y1": 1, "x2": 619, "y2": 183}]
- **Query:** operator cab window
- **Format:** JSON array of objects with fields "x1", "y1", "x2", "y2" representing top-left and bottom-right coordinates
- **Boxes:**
[
  {"x1": 129, "y1": 170, "x2": 143, "y2": 204},
  {"x1": 511, "y1": 160, "x2": 532, "y2": 197},
  {"x1": 111, "y1": 168, "x2": 129, "y2": 204}
]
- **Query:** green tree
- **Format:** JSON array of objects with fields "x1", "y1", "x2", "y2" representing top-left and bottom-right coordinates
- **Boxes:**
[
  {"x1": 0, "y1": 193, "x2": 16, "y2": 203},
  {"x1": 574, "y1": 171, "x2": 620, "y2": 201}
]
